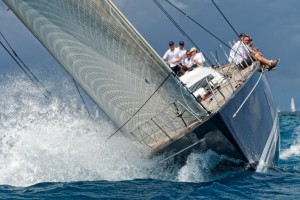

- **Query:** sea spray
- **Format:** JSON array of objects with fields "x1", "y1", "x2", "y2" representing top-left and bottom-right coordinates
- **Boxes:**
[
  {"x1": 0, "y1": 74, "x2": 237, "y2": 186},
  {"x1": 0, "y1": 75, "x2": 152, "y2": 186},
  {"x1": 280, "y1": 125, "x2": 300, "y2": 160}
]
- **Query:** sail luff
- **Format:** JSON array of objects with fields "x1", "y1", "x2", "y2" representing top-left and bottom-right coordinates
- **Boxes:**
[
  {"x1": 106, "y1": 0, "x2": 173, "y2": 75},
  {"x1": 4, "y1": 0, "x2": 205, "y2": 144}
]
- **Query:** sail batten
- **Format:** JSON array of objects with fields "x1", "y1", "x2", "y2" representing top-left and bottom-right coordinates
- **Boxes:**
[{"x1": 4, "y1": 0, "x2": 205, "y2": 146}]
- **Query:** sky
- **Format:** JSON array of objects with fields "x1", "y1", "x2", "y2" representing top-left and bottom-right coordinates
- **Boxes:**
[{"x1": 0, "y1": 0, "x2": 300, "y2": 111}]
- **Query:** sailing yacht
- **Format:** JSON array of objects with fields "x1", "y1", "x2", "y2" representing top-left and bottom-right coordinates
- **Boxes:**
[
  {"x1": 3, "y1": 0, "x2": 280, "y2": 171},
  {"x1": 291, "y1": 97, "x2": 296, "y2": 112},
  {"x1": 280, "y1": 97, "x2": 300, "y2": 116}
]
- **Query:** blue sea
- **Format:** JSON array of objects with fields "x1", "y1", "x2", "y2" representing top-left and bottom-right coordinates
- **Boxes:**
[{"x1": 0, "y1": 76, "x2": 300, "y2": 199}]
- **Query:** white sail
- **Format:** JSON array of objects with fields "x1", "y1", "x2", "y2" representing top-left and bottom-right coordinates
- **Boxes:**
[
  {"x1": 4, "y1": 0, "x2": 206, "y2": 148},
  {"x1": 291, "y1": 97, "x2": 296, "y2": 112}
]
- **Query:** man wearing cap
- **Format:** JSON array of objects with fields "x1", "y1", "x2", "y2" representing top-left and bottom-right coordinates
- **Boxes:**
[
  {"x1": 190, "y1": 47, "x2": 206, "y2": 67},
  {"x1": 183, "y1": 51, "x2": 194, "y2": 69},
  {"x1": 175, "y1": 41, "x2": 187, "y2": 65},
  {"x1": 162, "y1": 41, "x2": 182, "y2": 75}
]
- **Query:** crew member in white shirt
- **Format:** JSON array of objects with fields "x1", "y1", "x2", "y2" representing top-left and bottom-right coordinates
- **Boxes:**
[
  {"x1": 183, "y1": 51, "x2": 194, "y2": 69},
  {"x1": 189, "y1": 47, "x2": 206, "y2": 67},
  {"x1": 229, "y1": 34, "x2": 279, "y2": 70},
  {"x1": 175, "y1": 41, "x2": 187, "y2": 65},
  {"x1": 162, "y1": 41, "x2": 182, "y2": 75},
  {"x1": 228, "y1": 37, "x2": 252, "y2": 68},
  {"x1": 228, "y1": 33, "x2": 245, "y2": 64}
]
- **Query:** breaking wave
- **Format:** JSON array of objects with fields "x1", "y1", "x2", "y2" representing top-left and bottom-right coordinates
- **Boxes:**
[
  {"x1": 0, "y1": 74, "x2": 153, "y2": 186},
  {"x1": 280, "y1": 125, "x2": 300, "y2": 160},
  {"x1": 0, "y1": 74, "x2": 233, "y2": 186}
]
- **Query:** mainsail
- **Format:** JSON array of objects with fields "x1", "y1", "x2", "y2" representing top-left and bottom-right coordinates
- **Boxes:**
[
  {"x1": 4, "y1": 0, "x2": 206, "y2": 148},
  {"x1": 291, "y1": 97, "x2": 296, "y2": 112}
]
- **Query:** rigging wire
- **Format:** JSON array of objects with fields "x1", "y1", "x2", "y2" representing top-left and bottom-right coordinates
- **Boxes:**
[
  {"x1": 153, "y1": 0, "x2": 214, "y2": 66},
  {"x1": 1, "y1": 31, "x2": 93, "y2": 116},
  {"x1": 163, "y1": 0, "x2": 233, "y2": 51},
  {"x1": 210, "y1": 1, "x2": 257, "y2": 63},
  {"x1": 0, "y1": 39, "x2": 50, "y2": 100},
  {"x1": 106, "y1": 73, "x2": 173, "y2": 141},
  {"x1": 72, "y1": 78, "x2": 91, "y2": 117},
  {"x1": 211, "y1": 0, "x2": 239, "y2": 38},
  {"x1": 0, "y1": 31, "x2": 52, "y2": 99},
  {"x1": 163, "y1": 0, "x2": 249, "y2": 64}
]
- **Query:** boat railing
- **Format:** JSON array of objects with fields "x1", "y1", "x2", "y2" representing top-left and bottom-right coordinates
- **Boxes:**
[
  {"x1": 130, "y1": 101, "x2": 203, "y2": 149},
  {"x1": 197, "y1": 62, "x2": 257, "y2": 113},
  {"x1": 130, "y1": 62, "x2": 257, "y2": 149}
]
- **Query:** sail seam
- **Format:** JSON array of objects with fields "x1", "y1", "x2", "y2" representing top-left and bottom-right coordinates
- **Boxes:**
[{"x1": 107, "y1": 72, "x2": 173, "y2": 140}]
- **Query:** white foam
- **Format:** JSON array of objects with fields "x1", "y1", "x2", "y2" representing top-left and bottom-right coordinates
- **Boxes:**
[
  {"x1": 280, "y1": 144, "x2": 300, "y2": 159},
  {"x1": 176, "y1": 150, "x2": 239, "y2": 182},
  {"x1": 0, "y1": 74, "x2": 233, "y2": 186},
  {"x1": 0, "y1": 75, "x2": 157, "y2": 186},
  {"x1": 176, "y1": 151, "x2": 215, "y2": 182},
  {"x1": 280, "y1": 126, "x2": 300, "y2": 160}
]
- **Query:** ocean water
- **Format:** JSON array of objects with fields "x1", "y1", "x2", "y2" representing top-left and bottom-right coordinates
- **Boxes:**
[{"x1": 0, "y1": 75, "x2": 300, "y2": 199}]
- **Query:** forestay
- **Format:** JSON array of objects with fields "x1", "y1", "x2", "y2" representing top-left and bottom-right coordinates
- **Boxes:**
[{"x1": 4, "y1": 0, "x2": 206, "y2": 147}]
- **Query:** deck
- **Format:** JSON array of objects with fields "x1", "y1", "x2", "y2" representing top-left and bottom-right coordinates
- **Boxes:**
[{"x1": 130, "y1": 62, "x2": 258, "y2": 150}]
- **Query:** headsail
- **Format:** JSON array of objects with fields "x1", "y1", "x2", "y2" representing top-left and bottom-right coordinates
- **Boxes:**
[{"x1": 4, "y1": 0, "x2": 206, "y2": 147}]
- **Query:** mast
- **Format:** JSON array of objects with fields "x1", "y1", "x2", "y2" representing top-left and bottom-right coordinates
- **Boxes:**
[{"x1": 291, "y1": 97, "x2": 296, "y2": 112}]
